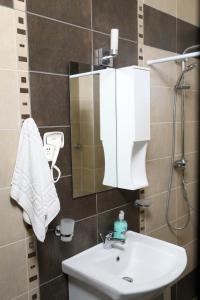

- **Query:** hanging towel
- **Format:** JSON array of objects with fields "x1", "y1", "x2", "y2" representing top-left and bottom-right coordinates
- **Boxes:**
[{"x1": 10, "y1": 118, "x2": 60, "y2": 242}]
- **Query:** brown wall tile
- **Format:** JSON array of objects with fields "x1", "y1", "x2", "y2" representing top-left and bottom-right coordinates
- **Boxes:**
[
  {"x1": 30, "y1": 73, "x2": 70, "y2": 126},
  {"x1": 0, "y1": 0, "x2": 13, "y2": 7},
  {"x1": 93, "y1": 32, "x2": 138, "y2": 67},
  {"x1": 40, "y1": 275, "x2": 68, "y2": 300},
  {"x1": 53, "y1": 176, "x2": 96, "y2": 225},
  {"x1": 97, "y1": 188, "x2": 139, "y2": 213},
  {"x1": 144, "y1": 5, "x2": 176, "y2": 52},
  {"x1": 27, "y1": 14, "x2": 92, "y2": 74},
  {"x1": 27, "y1": 0, "x2": 91, "y2": 29},
  {"x1": 37, "y1": 216, "x2": 97, "y2": 283},
  {"x1": 177, "y1": 18, "x2": 200, "y2": 53},
  {"x1": 92, "y1": 0, "x2": 138, "y2": 41}
]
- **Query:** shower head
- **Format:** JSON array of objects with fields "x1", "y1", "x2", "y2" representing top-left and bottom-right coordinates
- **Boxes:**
[{"x1": 175, "y1": 63, "x2": 197, "y2": 89}]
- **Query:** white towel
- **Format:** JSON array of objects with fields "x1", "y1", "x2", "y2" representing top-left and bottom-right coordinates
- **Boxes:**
[{"x1": 10, "y1": 118, "x2": 60, "y2": 242}]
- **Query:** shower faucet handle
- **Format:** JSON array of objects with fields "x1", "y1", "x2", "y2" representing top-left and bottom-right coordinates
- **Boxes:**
[{"x1": 174, "y1": 158, "x2": 188, "y2": 169}]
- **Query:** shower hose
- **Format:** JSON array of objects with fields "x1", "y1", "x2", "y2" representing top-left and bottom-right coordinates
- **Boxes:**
[{"x1": 165, "y1": 91, "x2": 198, "y2": 231}]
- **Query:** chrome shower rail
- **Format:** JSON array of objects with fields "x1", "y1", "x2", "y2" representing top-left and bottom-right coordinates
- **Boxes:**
[{"x1": 147, "y1": 51, "x2": 200, "y2": 65}]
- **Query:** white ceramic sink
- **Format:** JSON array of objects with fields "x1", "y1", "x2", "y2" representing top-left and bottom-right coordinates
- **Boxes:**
[{"x1": 62, "y1": 231, "x2": 187, "y2": 300}]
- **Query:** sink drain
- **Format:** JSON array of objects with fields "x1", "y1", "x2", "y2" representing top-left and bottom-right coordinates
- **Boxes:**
[{"x1": 122, "y1": 276, "x2": 134, "y2": 283}]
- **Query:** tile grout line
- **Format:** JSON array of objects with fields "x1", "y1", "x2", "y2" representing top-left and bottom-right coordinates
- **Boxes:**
[
  {"x1": 39, "y1": 274, "x2": 63, "y2": 288},
  {"x1": 97, "y1": 202, "x2": 133, "y2": 216},
  {"x1": 30, "y1": 70, "x2": 69, "y2": 77},
  {"x1": 146, "y1": 151, "x2": 198, "y2": 162},
  {"x1": 10, "y1": 291, "x2": 28, "y2": 300},
  {"x1": 0, "y1": 237, "x2": 26, "y2": 250},
  {"x1": 26, "y1": 11, "x2": 138, "y2": 44}
]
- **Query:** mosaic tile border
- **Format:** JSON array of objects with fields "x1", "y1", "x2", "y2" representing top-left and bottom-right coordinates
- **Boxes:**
[{"x1": 137, "y1": 0, "x2": 144, "y2": 67}]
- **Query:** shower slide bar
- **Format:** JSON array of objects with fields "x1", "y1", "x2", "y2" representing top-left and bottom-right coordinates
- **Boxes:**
[{"x1": 147, "y1": 51, "x2": 200, "y2": 65}]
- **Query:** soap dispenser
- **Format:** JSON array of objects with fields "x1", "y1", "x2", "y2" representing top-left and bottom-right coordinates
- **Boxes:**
[{"x1": 113, "y1": 210, "x2": 128, "y2": 240}]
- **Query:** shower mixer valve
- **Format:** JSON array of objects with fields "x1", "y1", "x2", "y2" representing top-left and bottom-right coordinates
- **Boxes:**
[{"x1": 174, "y1": 158, "x2": 188, "y2": 169}]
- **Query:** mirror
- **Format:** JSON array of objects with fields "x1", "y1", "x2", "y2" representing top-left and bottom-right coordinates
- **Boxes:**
[{"x1": 69, "y1": 62, "x2": 117, "y2": 198}]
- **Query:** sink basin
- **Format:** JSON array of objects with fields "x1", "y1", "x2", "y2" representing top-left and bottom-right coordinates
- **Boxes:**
[{"x1": 62, "y1": 231, "x2": 187, "y2": 300}]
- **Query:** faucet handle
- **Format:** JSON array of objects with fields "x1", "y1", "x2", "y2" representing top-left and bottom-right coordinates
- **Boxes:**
[
  {"x1": 99, "y1": 231, "x2": 113, "y2": 243},
  {"x1": 105, "y1": 232, "x2": 113, "y2": 240}
]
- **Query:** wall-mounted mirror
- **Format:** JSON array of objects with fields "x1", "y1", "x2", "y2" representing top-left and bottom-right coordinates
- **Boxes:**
[
  {"x1": 69, "y1": 62, "x2": 150, "y2": 198},
  {"x1": 69, "y1": 62, "x2": 117, "y2": 198}
]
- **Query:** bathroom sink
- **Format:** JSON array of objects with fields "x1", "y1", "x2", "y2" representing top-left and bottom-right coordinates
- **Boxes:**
[{"x1": 62, "y1": 231, "x2": 187, "y2": 300}]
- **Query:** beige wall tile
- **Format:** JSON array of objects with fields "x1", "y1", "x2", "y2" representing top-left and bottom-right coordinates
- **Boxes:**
[
  {"x1": 145, "y1": 191, "x2": 176, "y2": 233},
  {"x1": 144, "y1": 45, "x2": 177, "y2": 87},
  {"x1": 177, "y1": 182, "x2": 198, "y2": 219},
  {"x1": 177, "y1": 0, "x2": 200, "y2": 27},
  {"x1": 185, "y1": 152, "x2": 198, "y2": 183},
  {"x1": 13, "y1": 0, "x2": 26, "y2": 11},
  {"x1": 185, "y1": 91, "x2": 199, "y2": 122},
  {"x1": 175, "y1": 123, "x2": 181, "y2": 156},
  {"x1": 13, "y1": 293, "x2": 29, "y2": 300},
  {"x1": 0, "y1": 6, "x2": 17, "y2": 69},
  {"x1": 147, "y1": 123, "x2": 173, "y2": 160},
  {"x1": 186, "y1": 60, "x2": 200, "y2": 91},
  {"x1": 0, "y1": 130, "x2": 19, "y2": 188},
  {"x1": 144, "y1": 0, "x2": 177, "y2": 17},
  {"x1": 0, "y1": 70, "x2": 20, "y2": 129},
  {"x1": 176, "y1": 96, "x2": 199, "y2": 127},
  {"x1": 175, "y1": 122, "x2": 198, "y2": 155},
  {"x1": 176, "y1": 212, "x2": 198, "y2": 246},
  {"x1": 0, "y1": 240, "x2": 28, "y2": 300},
  {"x1": 148, "y1": 224, "x2": 177, "y2": 244},
  {"x1": 145, "y1": 158, "x2": 177, "y2": 197},
  {"x1": 184, "y1": 122, "x2": 199, "y2": 154},
  {"x1": 150, "y1": 86, "x2": 174, "y2": 123},
  {"x1": 0, "y1": 189, "x2": 26, "y2": 246}
]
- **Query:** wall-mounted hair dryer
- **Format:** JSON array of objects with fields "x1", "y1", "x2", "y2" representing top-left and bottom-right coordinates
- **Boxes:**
[{"x1": 43, "y1": 132, "x2": 64, "y2": 183}]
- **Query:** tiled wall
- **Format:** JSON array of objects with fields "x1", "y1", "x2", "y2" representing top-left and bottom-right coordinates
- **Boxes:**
[
  {"x1": 0, "y1": 1, "x2": 199, "y2": 300},
  {"x1": 26, "y1": 0, "x2": 139, "y2": 299},
  {"x1": 0, "y1": 1, "x2": 39, "y2": 300},
  {"x1": 140, "y1": 1, "x2": 199, "y2": 300}
]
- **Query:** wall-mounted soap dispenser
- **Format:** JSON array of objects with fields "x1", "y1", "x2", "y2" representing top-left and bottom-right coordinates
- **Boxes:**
[{"x1": 116, "y1": 66, "x2": 150, "y2": 190}]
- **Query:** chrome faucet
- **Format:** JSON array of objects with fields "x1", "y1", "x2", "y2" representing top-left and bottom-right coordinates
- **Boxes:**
[{"x1": 100, "y1": 232, "x2": 126, "y2": 249}]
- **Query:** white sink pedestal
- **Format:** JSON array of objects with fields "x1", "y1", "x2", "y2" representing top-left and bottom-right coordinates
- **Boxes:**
[
  {"x1": 69, "y1": 277, "x2": 112, "y2": 300},
  {"x1": 69, "y1": 277, "x2": 163, "y2": 300}
]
